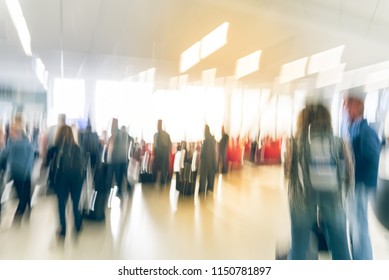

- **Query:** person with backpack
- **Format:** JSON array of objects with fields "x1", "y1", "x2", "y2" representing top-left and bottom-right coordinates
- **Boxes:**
[
  {"x1": 45, "y1": 125, "x2": 83, "y2": 238},
  {"x1": 285, "y1": 104, "x2": 354, "y2": 259},
  {"x1": 343, "y1": 87, "x2": 381, "y2": 260}
]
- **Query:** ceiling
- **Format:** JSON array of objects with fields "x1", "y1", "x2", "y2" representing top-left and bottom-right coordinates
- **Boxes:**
[{"x1": 2, "y1": 0, "x2": 389, "y2": 91}]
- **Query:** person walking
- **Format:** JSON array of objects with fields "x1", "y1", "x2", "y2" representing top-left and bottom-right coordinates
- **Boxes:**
[
  {"x1": 45, "y1": 125, "x2": 83, "y2": 238},
  {"x1": 343, "y1": 87, "x2": 380, "y2": 260},
  {"x1": 286, "y1": 104, "x2": 354, "y2": 259}
]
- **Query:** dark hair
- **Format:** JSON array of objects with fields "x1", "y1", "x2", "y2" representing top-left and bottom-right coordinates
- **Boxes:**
[
  {"x1": 308, "y1": 104, "x2": 333, "y2": 135},
  {"x1": 55, "y1": 125, "x2": 76, "y2": 147},
  {"x1": 295, "y1": 104, "x2": 333, "y2": 165}
]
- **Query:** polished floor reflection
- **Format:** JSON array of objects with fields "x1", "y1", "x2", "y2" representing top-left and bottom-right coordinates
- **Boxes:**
[{"x1": 0, "y1": 164, "x2": 388, "y2": 260}]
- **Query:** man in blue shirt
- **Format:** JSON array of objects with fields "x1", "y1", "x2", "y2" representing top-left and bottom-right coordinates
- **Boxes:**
[{"x1": 344, "y1": 87, "x2": 380, "y2": 260}]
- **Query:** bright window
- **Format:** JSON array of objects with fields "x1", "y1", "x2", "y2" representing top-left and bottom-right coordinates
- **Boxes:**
[
  {"x1": 52, "y1": 78, "x2": 85, "y2": 123},
  {"x1": 95, "y1": 80, "x2": 153, "y2": 139}
]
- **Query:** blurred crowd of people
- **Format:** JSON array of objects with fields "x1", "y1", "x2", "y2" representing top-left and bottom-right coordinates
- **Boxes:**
[
  {"x1": 0, "y1": 85, "x2": 386, "y2": 260},
  {"x1": 0, "y1": 111, "x2": 253, "y2": 240}
]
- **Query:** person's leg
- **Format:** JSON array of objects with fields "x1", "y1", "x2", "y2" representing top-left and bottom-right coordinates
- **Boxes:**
[
  {"x1": 222, "y1": 153, "x2": 228, "y2": 173},
  {"x1": 191, "y1": 171, "x2": 197, "y2": 185},
  {"x1": 288, "y1": 203, "x2": 316, "y2": 260},
  {"x1": 24, "y1": 176, "x2": 31, "y2": 211},
  {"x1": 56, "y1": 182, "x2": 69, "y2": 236},
  {"x1": 347, "y1": 184, "x2": 373, "y2": 260},
  {"x1": 319, "y1": 194, "x2": 351, "y2": 260},
  {"x1": 13, "y1": 178, "x2": 26, "y2": 215},
  {"x1": 199, "y1": 166, "x2": 207, "y2": 193},
  {"x1": 207, "y1": 169, "x2": 215, "y2": 192},
  {"x1": 70, "y1": 179, "x2": 83, "y2": 232},
  {"x1": 0, "y1": 176, "x2": 3, "y2": 220},
  {"x1": 119, "y1": 162, "x2": 127, "y2": 191},
  {"x1": 123, "y1": 161, "x2": 132, "y2": 191},
  {"x1": 160, "y1": 155, "x2": 168, "y2": 184},
  {"x1": 22, "y1": 176, "x2": 32, "y2": 220},
  {"x1": 113, "y1": 163, "x2": 122, "y2": 195}
]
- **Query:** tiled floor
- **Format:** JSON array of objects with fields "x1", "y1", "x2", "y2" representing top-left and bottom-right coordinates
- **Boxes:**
[{"x1": 0, "y1": 163, "x2": 388, "y2": 260}]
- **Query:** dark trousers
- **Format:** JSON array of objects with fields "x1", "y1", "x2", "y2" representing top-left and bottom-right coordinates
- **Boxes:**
[
  {"x1": 199, "y1": 166, "x2": 215, "y2": 192},
  {"x1": 111, "y1": 162, "x2": 128, "y2": 193},
  {"x1": 0, "y1": 175, "x2": 4, "y2": 217},
  {"x1": 153, "y1": 155, "x2": 169, "y2": 184},
  {"x1": 13, "y1": 176, "x2": 31, "y2": 215},
  {"x1": 218, "y1": 153, "x2": 228, "y2": 173},
  {"x1": 56, "y1": 177, "x2": 83, "y2": 234}
]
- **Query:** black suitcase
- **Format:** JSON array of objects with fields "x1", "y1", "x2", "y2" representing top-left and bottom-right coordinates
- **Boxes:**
[
  {"x1": 83, "y1": 163, "x2": 111, "y2": 221},
  {"x1": 140, "y1": 152, "x2": 155, "y2": 183},
  {"x1": 181, "y1": 164, "x2": 195, "y2": 195},
  {"x1": 85, "y1": 189, "x2": 108, "y2": 221},
  {"x1": 182, "y1": 181, "x2": 195, "y2": 196}
]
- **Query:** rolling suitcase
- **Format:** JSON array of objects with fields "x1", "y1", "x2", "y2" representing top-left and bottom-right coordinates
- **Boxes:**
[
  {"x1": 182, "y1": 163, "x2": 194, "y2": 195},
  {"x1": 140, "y1": 151, "x2": 155, "y2": 183},
  {"x1": 83, "y1": 163, "x2": 111, "y2": 221}
]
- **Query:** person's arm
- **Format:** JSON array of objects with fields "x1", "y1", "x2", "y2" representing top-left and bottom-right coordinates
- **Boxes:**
[
  {"x1": 361, "y1": 127, "x2": 380, "y2": 168},
  {"x1": 0, "y1": 147, "x2": 9, "y2": 171},
  {"x1": 45, "y1": 146, "x2": 57, "y2": 168},
  {"x1": 340, "y1": 139, "x2": 355, "y2": 195}
]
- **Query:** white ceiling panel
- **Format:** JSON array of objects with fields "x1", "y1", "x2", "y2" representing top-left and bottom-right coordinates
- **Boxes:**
[{"x1": 1, "y1": 0, "x2": 389, "y2": 90}]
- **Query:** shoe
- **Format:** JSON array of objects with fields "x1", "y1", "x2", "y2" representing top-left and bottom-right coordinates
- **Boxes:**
[
  {"x1": 57, "y1": 228, "x2": 66, "y2": 237},
  {"x1": 75, "y1": 223, "x2": 83, "y2": 234},
  {"x1": 13, "y1": 212, "x2": 23, "y2": 225},
  {"x1": 24, "y1": 207, "x2": 32, "y2": 223}
]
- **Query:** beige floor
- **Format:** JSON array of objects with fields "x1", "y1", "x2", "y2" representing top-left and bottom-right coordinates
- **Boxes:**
[{"x1": 0, "y1": 163, "x2": 388, "y2": 260}]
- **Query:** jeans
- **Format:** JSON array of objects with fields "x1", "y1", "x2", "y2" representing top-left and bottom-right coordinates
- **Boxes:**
[
  {"x1": 289, "y1": 192, "x2": 351, "y2": 260},
  {"x1": 347, "y1": 183, "x2": 374, "y2": 260}
]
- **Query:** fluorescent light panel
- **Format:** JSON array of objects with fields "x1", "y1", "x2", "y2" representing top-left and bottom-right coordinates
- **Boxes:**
[
  {"x1": 200, "y1": 22, "x2": 229, "y2": 59},
  {"x1": 35, "y1": 58, "x2": 48, "y2": 89},
  {"x1": 180, "y1": 41, "x2": 201, "y2": 73},
  {"x1": 235, "y1": 50, "x2": 262, "y2": 79},
  {"x1": 365, "y1": 69, "x2": 389, "y2": 92},
  {"x1": 180, "y1": 22, "x2": 229, "y2": 73},
  {"x1": 316, "y1": 63, "x2": 346, "y2": 88},
  {"x1": 308, "y1": 45, "x2": 345, "y2": 75},
  {"x1": 279, "y1": 57, "x2": 308, "y2": 84},
  {"x1": 5, "y1": 0, "x2": 32, "y2": 56}
]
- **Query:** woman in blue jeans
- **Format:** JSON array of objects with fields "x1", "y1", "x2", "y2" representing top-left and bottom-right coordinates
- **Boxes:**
[{"x1": 285, "y1": 104, "x2": 354, "y2": 259}]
